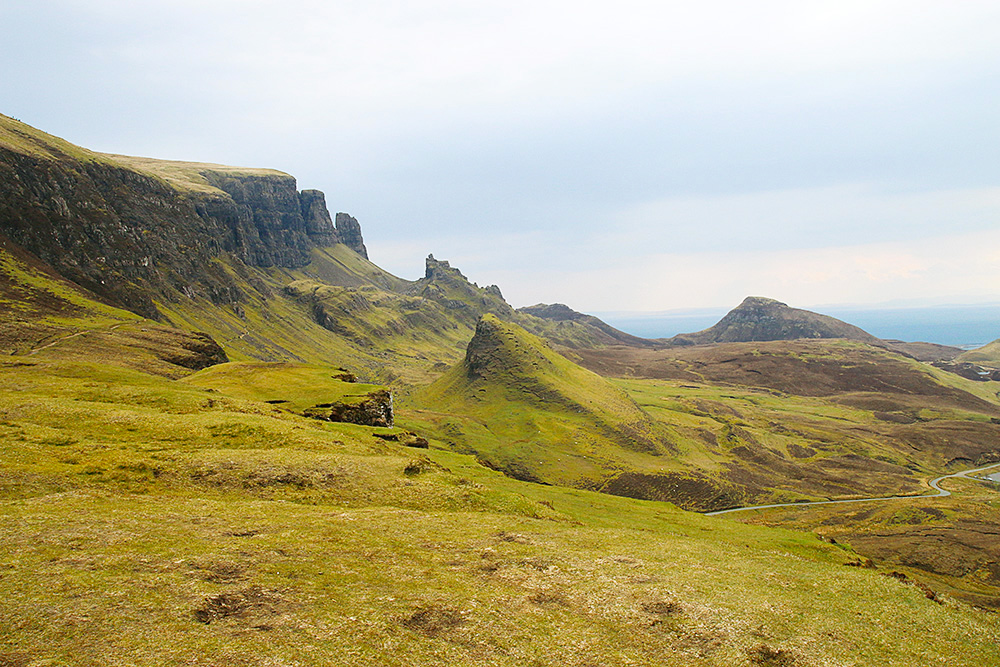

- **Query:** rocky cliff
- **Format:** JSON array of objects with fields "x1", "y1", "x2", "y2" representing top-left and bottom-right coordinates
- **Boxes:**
[{"x1": 0, "y1": 114, "x2": 367, "y2": 319}]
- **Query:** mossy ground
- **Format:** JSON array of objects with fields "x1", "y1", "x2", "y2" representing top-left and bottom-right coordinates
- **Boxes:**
[
  {"x1": 3, "y1": 357, "x2": 1000, "y2": 665},
  {"x1": 183, "y1": 362, "x2": 385, "y2": 415}
]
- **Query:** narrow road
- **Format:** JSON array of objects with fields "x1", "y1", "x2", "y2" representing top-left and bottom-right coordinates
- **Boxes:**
[{"x1": 706, "y1": 462, "x2": 1000, "y2": 517}]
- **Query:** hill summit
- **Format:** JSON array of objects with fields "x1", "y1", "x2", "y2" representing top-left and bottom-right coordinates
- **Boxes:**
[
  {"x1": 669, "y1": 296, "x2": 880, "y2": 345},
  {"x1": 411, "y1": 314, "x2": 669, "y2": 486}
]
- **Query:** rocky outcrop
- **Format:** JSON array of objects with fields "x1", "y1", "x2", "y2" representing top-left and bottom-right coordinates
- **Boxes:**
[
  {"x1": 411, "y1": 255, "x2": 514, "y2": 324},
  {"x1": 299, "y1": 189, "x2": 340, "y2": 245},
  {"x1": 334, "y1": 212, "x2": 368, "y2": 259},
  {"x1": 423, "y1": 254, "x2": 462, "y2": 281},
  {"x1": 668, "y1": 297, "x2": 881, "y2": 346},
  {"x1": 303, "y1": 389, "x2": 393, "y2": 427}
]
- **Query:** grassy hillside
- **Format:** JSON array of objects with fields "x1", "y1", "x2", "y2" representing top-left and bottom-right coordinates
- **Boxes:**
[
  {"x1": 183, "y1": 362, "x2": 384, "y2": 413},
  {"x1": 0, "y1": 114, "x2": 113, "y2": 164},
  {"x1": 104, "y1": 154, "x2": 291, "y2": 196},
  {"x1": 407, "y1": 315, "x2": 698, "y2": 491},
  {"x1": 3, "y1": 355, "x2": 1000, "y2": 665},
  {"x1": 408, "y1": 327, "x2": 1000, "y2": 511},
  {"x1": 959, "y1": 339, "x2": 1000, "y2": 367}
]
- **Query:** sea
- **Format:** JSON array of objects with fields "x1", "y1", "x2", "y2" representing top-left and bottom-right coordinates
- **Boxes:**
[{"x1": 595, "y1": 304, "x2": 1000, "y2": 350}]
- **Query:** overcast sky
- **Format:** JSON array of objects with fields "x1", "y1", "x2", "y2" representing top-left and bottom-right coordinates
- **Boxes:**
[{"x1": 3, "y1": 0, "x2": 1000, "y2": 312}]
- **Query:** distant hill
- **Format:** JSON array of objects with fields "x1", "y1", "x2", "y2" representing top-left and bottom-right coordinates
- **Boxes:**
[
  {"x1": 516, "y1": 302, "x2": 658, "y2": 348},
  {"x1": 667, "y1": 296, "x2": 881, "y2": 346}
]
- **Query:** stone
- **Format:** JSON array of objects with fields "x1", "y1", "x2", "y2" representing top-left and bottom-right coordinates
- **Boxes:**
[
  {"x1": 335, "y1": 212, "x2": 368, "y2": 259},
  {"x1": 299, "y1": 189, "x2": 340, "y2": 245},
  {"x1": 303, "y1": 389, "x2": 393, "y2": 427}
]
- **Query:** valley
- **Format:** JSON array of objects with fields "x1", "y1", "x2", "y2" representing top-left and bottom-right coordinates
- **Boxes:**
[{"x1": 2, "y1": 113, "x2": 1000, "y2": 665}]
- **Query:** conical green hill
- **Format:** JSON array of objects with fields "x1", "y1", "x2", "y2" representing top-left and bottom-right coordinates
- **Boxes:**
[{"x1": 407, "y1": 314, "x2": 671, "y2": 487}]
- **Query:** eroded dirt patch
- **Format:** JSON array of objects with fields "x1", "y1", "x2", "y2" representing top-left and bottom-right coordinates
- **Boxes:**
[
  {"x1": 399, "y1": 605, "x2": 467, "y2": 637},
  {"x1": 193, "y1": 586, "x2": 284, "y2": 624}
]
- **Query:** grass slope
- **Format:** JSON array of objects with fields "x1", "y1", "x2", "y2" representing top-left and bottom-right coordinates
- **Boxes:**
[
  {"x1": 405, "y1": 315, "x2": 676, "y2": 490},
  {"x1": 959, "y1": 339, "x2": 1000, "y2": 368},
  {"x1": 734, "y1": 473, "x2": 1000, "y2": 610},
  {"x1": 3, "y1": 356, "x2": 1000, "y2": 665},
  {"x1": 0, "y1": 233, "x2": 229, "y2": 379},
  {"x1": 183, "y1": 361, "x2": 385, "y2": 415},
  {"x1": 0, "y1": 114, "x2": 113, "y2": 164},
  {"x1": 412, "y1": 329, "x2": 1000, "y2": 511}
]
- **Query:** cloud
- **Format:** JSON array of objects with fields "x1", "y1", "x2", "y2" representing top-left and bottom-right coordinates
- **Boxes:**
[
  {"x1": 4, "y1": 1, "x2": 1000, "y2": 314},
  {"x1": 480, "y1": 227, "x2": 1000, "y2": 311}
]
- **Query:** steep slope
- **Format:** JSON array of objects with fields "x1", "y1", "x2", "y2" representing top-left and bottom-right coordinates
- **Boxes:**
[
  {"x1": 1, "y1": 115, "x2": 655, "y2": 384},
  {"x1": 0, "y1": 231, "x2": 226, "y2": 378},
  {"x1": 668, "y1": 296, "x2": 881, "y2": 346},
  {"x1": 405, "y1": 315, "x2": 673, "y2": 488},
  {"x1": 0, "y1": 113, "x2": 378, "y2": 319}
]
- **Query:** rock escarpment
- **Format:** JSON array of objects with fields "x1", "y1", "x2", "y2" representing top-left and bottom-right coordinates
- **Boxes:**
[
  {"x1": 409, "y1": 255, "x2": 513, "y2": 324},
  {"x1": 334, "y1": 212, "x2": 368, "y2": 259},
  {"x1": 0, "y1": 114, "x2": 367, "y2": 319}
]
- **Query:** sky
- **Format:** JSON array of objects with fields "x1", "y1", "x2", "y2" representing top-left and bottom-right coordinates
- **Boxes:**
[{"x1": 3, "y1": 0, "x2": 1000, "y2": 313}]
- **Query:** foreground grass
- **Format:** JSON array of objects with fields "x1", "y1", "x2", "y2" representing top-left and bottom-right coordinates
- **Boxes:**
[
  {"x1": 3, "y1": 359, "x2": 1000, "y2": 665},
  {"x1": 733, "y1": 474, "x2": 1000, "y2": 610}
]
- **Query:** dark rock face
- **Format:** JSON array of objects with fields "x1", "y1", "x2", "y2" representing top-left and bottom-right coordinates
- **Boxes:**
[
  {"x1": 299, "y1": 189, "x2": 340, "y2": 246},
  {"x1": 424, "y1": 254, "x2": 462, "y2": 281},
  {"x1": 464, "y1": 315, "x2": 507, "y2": 380},
  {"x1": 669, "y1": 296, "x2": 880, "y2": 346},
  {"x1": 0, "y1": 143, "x2": 366, "y2": 318},
  {"x1": 199, "y1": 170, "x2": 313, "y2": 268},
  {"x1": 304, "y1": 389, "x2": 393, "y2": 427},
  {"x1": 335, "y1": 212, "x2": 368, "y2": 259}
]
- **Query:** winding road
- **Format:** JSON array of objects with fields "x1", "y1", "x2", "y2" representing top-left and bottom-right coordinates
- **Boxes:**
[{"x1": 706, "y1": 462, "x2": 1000, "y2": 517}]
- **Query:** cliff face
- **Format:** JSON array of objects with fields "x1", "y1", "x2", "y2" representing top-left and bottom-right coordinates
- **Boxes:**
[
  {"x1": 0, "y1": 115, "x2": 365, "y2": 319},
  {"x1": 334, "y1": 212, "x2": 368, "y2": 259}
]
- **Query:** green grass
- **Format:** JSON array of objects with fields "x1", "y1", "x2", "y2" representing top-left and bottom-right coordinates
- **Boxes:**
[
  {"x1": 959, "y1": 339, "x2": 1000, "y2": 368},
  {"x1": 404, "y1": 315, "x2": 673, "y2": 489},
  {"x1": 3, "y1": 357, "x2": 1000, "y2": 665},
  {"x1": 103, "y1": 154, "x2": 293, "y2": 196},
  {"x1": 183, "y1": 361, "x2": 387, "y2": 414},
  {"x1": 0, "y1": 114, "x2": 114, "y2": 164}
]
